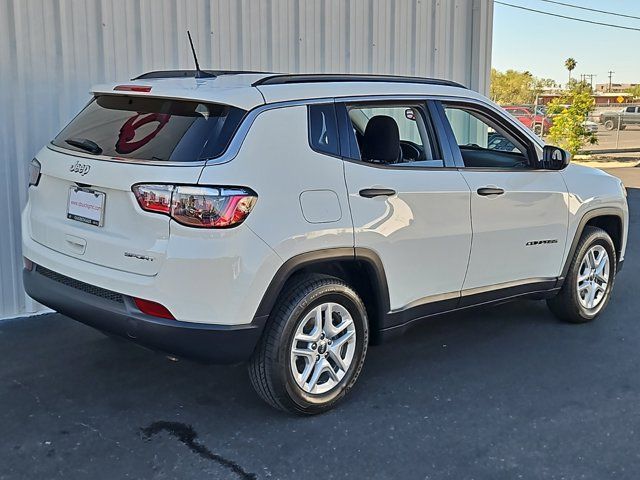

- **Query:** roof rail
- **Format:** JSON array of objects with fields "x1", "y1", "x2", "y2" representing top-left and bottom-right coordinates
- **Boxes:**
[
  {"x1": 132, "y1": 70, "x2": 274, "y2": 80},
  {"x1": 252, "y1": 73, "x2": 466, "y2": 89}
]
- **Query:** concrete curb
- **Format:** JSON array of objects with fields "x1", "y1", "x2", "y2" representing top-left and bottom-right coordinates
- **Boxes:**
[
  {"x1": 585, "y1": 148, "x2": 640, "y2": 154},
  {"x1": 573, "y1": 160, "x2": 640, "y2": 169}
]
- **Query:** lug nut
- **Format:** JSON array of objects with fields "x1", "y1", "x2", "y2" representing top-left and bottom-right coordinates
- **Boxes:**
[
  {"x1": 316, "y1": 355, "x2": 320, "y2": 362},
  {"x1": 311, "y1": 343, "x2": 317, "y2": 350}
]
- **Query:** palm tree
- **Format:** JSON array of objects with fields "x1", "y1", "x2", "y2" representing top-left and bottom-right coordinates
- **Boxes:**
[{"x1": 565, "y1": 58, "x2": 577, "y2": 84}]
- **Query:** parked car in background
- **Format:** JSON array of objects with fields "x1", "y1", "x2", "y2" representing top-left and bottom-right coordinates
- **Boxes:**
[
  {"x1": 541, "y1": 104, "x2": 598, "y2": 134},
  {"x1": 583, "y1": 120, "x2": 599, "y2": 134},
  {"x1": 534, "y1": 105, "x2": 548, "y2": 116},
  {"x1": 503, "y1": 105, "x2": 552, "y2": 135},
  {"x1": 599, "y1": 106, "x2": 640, "y2": 130}
]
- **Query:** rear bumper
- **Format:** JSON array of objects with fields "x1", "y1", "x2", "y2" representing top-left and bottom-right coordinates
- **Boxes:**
[{"x1": 23, "y1": 265, "x2": 266, "y2": 364}]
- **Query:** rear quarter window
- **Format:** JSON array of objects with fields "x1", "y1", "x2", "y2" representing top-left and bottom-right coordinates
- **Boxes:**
[
  {"x1": 52, "y1": 95, "x2": 246, "y2": 162},
  {"x1": 308, "y1": 103, "x2": 340, "y2": 157}
]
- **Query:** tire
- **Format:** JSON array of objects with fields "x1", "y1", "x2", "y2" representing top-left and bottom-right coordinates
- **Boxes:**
[
  {"x1": 547, "y1": 226, "x2": 617, "y2": 323},
  {"x1": 603, "y1": 119, "x2": 615, "y2": 130},
  {"x1": 248, "y1": 274, "x2": 369, "y2": 415},
  {"x1": 620, "y1": 125, "x2": 626, "y2": 130},
  {"x1": 533, "y1": 124, "x2": 543, "y2": 136}
]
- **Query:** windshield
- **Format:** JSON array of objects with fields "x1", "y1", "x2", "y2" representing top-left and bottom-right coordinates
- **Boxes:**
[{"x1": 52, "y1": 95, "x2": 246, "y2": 162}]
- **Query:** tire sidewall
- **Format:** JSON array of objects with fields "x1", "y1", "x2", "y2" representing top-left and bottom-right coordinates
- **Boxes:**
[
  {"x1": 569, "y1": 233, "x2": 617, "y2": 321},
  {"x1": 275, "y1": 282, "x2": 369, "y2": 413}
]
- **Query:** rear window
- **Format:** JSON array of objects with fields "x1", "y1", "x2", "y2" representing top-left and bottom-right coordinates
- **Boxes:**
[{"x1": 52, "y1": 95, "x2": 246, "y2": 161}]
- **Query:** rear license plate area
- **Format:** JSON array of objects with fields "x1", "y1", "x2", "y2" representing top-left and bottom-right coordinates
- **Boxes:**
[{"x1": 67, "y1": 187, "x2": 106, "y2": 227}]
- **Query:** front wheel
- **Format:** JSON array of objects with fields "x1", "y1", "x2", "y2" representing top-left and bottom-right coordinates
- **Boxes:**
[
  {"x1": 249, "y1": 274, "x2": 369, "y2": 414},
  {"x1": 547, "y1": 226, "x2": 616, "y2": 323}
]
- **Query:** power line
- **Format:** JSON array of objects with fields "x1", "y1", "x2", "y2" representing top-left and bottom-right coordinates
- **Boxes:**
[
  {"x1": 538, "y1": 0, "x2": 640, "y2": 21},
  {"x1": 495, "y1": 2, "x2": 640, "y2": 32}
]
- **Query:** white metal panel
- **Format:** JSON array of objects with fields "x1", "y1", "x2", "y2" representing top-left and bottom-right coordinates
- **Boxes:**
[{"x1": 0, "y1": 0, "x2": 493, "y2": 319}]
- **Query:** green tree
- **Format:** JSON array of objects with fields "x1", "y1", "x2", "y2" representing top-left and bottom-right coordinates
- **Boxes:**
[
  {"x1": 490, "y1": 68, "x2": 536, "y2": 104},
  {"x1": 626, "y1": 84, "x2": 640, "y2": 99},
  {"x1": 564, "y1": 58, "x2": 577, "y2": 84},
  {"x1": 536, "y1": 78, "x2": 558, "y2": 89},
  {"x1": 546, "y1": 85, "x2": 597, "y2": 155},
  {"x1": 565, "y1": 78, "x2": 593, "y2": 94}
]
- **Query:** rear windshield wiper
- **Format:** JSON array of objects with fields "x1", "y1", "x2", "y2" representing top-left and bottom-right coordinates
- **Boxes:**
[{"x1": 65, "y1": 138, "x2": 103, "y2": 155}]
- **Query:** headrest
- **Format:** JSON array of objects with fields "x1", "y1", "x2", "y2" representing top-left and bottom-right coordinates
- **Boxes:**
[{"x1": 361, "y1": 115, "x2": 401, "y2": 163}]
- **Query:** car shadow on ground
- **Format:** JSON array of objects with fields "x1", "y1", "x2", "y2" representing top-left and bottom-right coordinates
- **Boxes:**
[{"x1": 14, "y1": 296, "x2": 575, "y2": 417}]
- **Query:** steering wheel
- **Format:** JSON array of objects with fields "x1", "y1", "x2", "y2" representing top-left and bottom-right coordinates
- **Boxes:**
[{"x1": 399, "y1": 141, "x2": 423, "y2": 162}]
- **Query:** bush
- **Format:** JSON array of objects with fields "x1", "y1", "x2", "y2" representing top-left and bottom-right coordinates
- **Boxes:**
[{"x1": 546, "y1": 87, "x2": 597, "y2": 155}]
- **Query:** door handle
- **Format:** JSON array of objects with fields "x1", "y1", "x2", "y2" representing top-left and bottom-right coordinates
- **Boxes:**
[
  {"x1": 477, "y1": 187, "x2": 505, "y2": 196},
  {"x1": 359, "y1": 188, "x2": 396, "y2": 198}
]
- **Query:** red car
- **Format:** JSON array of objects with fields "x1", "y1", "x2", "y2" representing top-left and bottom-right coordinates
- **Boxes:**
[{"x1": 503, "y1": 106, "x2": 552, "y2": 135}]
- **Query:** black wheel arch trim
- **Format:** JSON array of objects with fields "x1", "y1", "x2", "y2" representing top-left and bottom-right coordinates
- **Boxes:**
[
  {"x1": 559, "y1": 206, "x2": 625, "y2": 283},
  {"x1": 253, "y1": 247, "x2": 391, "y2": 330}
]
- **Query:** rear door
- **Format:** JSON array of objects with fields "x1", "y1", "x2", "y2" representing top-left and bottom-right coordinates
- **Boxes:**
[
  {"x1": 28, "y1": 94, "x2": 246, "y2": 275},
  {"x1": 338, "y1": 100, "x2": 472, "y2": 317},
  {"x1": 437, "y1": 100, "x2": 568, "y2": 296}
]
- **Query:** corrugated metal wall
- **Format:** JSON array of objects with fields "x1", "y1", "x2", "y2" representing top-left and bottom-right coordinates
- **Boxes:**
[{"x1": 0, "y1": 0, "x2": 493, "y2": 319}]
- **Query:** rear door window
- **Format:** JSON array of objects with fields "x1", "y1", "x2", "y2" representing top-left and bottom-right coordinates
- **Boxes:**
[
  {"x1": 52, "y1": 95, "x2": 246, "y2": 162},
  {"x1": 342, "y1": 102, "x2": 443, "y2": 167}
]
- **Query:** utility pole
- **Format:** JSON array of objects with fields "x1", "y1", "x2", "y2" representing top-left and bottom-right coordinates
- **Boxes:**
[
  {"x1": 608, "y1": 71, "x2": 615, "y2": 92},
  {"x1": 584, "y1": 73, "x2": 596, "y2": 89}
]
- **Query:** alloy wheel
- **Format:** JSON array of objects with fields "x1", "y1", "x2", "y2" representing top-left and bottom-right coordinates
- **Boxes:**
[
  {"x1": 289, "y1": 302, "x2": 357, "y2": 395},
  {"x1": 576, "y1": 244, "x2": 610, "y2": 310}
]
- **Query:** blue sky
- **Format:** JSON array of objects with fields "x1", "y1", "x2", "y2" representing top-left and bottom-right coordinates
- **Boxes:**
[{"x1": 492, "y1": 0, "x2": 640, "y2": 86}]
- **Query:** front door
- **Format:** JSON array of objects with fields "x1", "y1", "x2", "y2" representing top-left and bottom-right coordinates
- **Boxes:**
[
  {"x1": 438, "y1": 101, "x2": 569, "y2": 296},
  {"x1": 338, "y1": 100, "x2": 472, "y2": 319}
]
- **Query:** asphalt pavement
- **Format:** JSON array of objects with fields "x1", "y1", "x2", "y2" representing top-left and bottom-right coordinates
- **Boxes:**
[
  {"x1": 586, "y1": 126, "x2": 640, "y2": 152},
  {"x1": 1, "y1": 168, "x2": 639, "y2": 480}
]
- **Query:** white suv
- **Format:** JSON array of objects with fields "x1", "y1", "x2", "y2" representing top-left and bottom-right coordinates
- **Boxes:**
[{"x1": 22, "y1": 71, "x2": 629, "y2": 414}]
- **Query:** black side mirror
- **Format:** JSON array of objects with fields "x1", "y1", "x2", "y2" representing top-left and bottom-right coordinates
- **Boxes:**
[{"x1": 542, "y1": 145, "x2": 571, "y2": 170}]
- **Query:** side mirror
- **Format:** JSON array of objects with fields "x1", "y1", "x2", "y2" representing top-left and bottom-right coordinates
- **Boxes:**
[{"x1": 542, "y1": 145, "x2": 571, "y2": 170}]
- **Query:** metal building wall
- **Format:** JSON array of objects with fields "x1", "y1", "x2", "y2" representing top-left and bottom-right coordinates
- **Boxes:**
[{"x1": 0, "y1": 0, "x2": 494, "y2": 319}]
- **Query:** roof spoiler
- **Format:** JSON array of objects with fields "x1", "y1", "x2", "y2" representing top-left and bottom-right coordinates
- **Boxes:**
[{"x1": 132, "y1": 70, "x2": 275, "y2": 81}]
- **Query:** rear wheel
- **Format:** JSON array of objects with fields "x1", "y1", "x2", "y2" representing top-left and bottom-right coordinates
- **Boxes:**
[
  {"x1": 603, "y1": 119, "x2": 615, "y2": 130},
  {"x1": 547, "y1": 226, "x2": 616, "y2": 323},
  {"x1": 249, "y1": 274, "x2": 369, "y2": 414}
]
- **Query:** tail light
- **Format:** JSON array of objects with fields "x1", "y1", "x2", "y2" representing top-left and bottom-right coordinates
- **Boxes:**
[
  {"x1": 23, "y1": 257, "x2": 34, "y2": 271},
  {"x1": 28, "y1": 158, "x2": 41, "y2": 187},
  {"x1": 114, "y1": 85, "x2": 152, "y2": 92},
  {"x1": 133, "y1": 297, "x2": 175, "y2": 319},
  {"x1": 132, "y1": 184, "x2": 257, "y2": 228},
  {"x1": 131, "y1": 184, "x2": 173, "y2": 214}
]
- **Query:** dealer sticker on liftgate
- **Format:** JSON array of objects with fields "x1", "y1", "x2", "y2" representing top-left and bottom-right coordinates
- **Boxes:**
[{"x1": 67, "y1": 187, "x2": 106, "y2": 227}]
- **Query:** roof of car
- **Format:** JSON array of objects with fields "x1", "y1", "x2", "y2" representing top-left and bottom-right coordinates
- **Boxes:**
[{"x1": 91, "y1": 70, "x2": 474, "y2": 110}]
